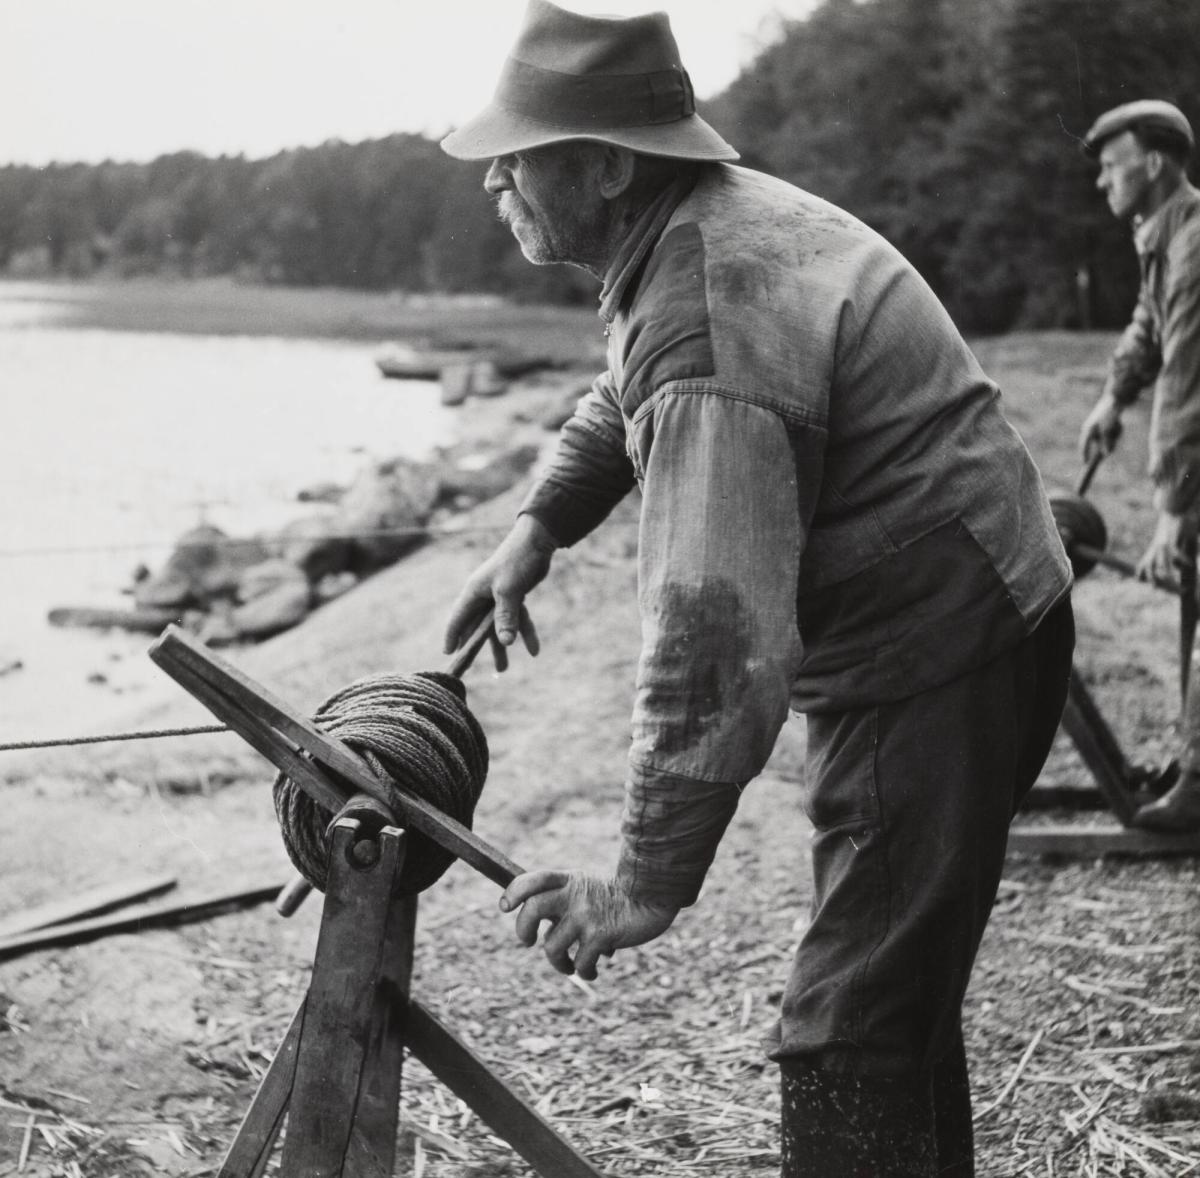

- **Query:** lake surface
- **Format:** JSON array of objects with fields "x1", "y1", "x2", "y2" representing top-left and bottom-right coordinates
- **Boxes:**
[{"x1": 1, "y1": 283, "x2": 454, "y2": 742}]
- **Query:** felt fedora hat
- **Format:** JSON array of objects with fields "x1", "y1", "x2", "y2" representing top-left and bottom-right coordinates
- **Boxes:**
[
  {"x1": 1082, "y1": 99, "x2": 1195, "y2": 157},
  {"x1": 440, "y1": 0, "x2": 738, "y2": 162}
]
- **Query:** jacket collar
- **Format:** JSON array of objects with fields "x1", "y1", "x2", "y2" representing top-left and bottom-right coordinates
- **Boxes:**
[
  {"x1": 1134, "y1": 179, "x2": 1200, "y2": 257},
  {"x1": 598, "y1": 172, "x2": 698, "y2": 326}
]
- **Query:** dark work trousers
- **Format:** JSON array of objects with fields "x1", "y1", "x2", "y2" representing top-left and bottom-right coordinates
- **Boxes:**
[{"x1": 772, "y1": 596, "x2": 1075, "y2": 1176}]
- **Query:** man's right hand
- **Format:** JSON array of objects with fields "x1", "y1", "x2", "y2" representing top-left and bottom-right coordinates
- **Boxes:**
[
  {"x1": 443, "y1": 513, "x2": 556, "y2": 669},
  {"x1": 1079, "y1": 392, "x2": 1124, "y2": 464}
]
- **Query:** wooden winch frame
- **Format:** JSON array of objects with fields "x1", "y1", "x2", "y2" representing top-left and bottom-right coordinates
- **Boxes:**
[
  {"x1": 1013, "y1": 454, "x2": 1200, "y2": 857},
  {"x1": 1009, "y1": 665, "x2": 1200, "y2": 856},
  {"x1": 149, "y1": 622, "x2": 608, "y2": 1178}
]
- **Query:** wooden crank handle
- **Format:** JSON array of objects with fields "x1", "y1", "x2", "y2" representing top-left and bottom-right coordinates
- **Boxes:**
[
  {"x1": 444, "y1": 607, "x2": 498, "y2": 680},
  {"x1": 275, "y1": 876, "x2": 313, "y2": 917},
  {"x1": 1076, "y1": 449, "x2": 1104, "y2": 498},
  {"x1": 1072, "y1": 543, "x2": 1183, "y2": 597}
]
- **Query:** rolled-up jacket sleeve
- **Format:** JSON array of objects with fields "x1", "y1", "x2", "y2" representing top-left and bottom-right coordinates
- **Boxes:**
[
  {"x1": 616, "y1": 387, "x2": 821, "y2": 905},
  {"x1": 1104, "y1": 289, "x2": 1162, "y2": 408},
  {"x1": 520, "y1": 370, "x2": 637, "y2": 547},
  {"x1": 1149, "y1": 232, "x2": 1200, "y2": 515}
]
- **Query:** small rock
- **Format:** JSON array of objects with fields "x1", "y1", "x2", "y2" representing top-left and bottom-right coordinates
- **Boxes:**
[
  {"x1": 438, "y1": 444, "x2": 541, "y2": 506},
  {"x1": 335, "y1": 456, "x2": 440, "y2": 572},
  {"x1": 271, "y1": 513, "x2": 354, "y2": 582},
  {"x1": 230, "y1": 559, "x2": 311, "y2": 639},
  {"x1": 134, "y1": 524, "x2": 270, "y2": 609},
  {"x1": 314, "y1": 570, "x2": 359, "y2": 604}
]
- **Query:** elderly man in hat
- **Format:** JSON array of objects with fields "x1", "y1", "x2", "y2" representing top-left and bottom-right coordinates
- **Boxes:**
[
  {"x1": 1078, "y1": 99, "x2": 1200, "y2": 832},
  {"x1": 442, "y1": 3, "x2": 1073, "y2": 1173}
]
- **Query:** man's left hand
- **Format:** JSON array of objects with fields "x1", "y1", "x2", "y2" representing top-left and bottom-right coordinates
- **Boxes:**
[
  {"x1": 500, "y1": 871, "x2": 680, "y2": 981},
  {"x1": 1137, "y1": 510, "x2": 1196, "y2": 586}
]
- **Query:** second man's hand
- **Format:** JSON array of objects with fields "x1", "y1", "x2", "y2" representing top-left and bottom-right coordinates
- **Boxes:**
[
  {"x1": 1078, "y1": 391, "x2": 1124, "y2": 465},
  {"x1": 443, "y1": 513, "x2": 556, "y2": 670},
  {"x1": 500, "y1": 870, "x2": 680, "y2": 981},
  {"x1": 1136, "y1": 509, "x2": 1196, "y2": 586}
]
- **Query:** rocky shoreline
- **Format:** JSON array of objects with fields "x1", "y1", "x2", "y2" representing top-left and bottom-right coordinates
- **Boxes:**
[{"x1": 45, "y1": 368, "x2": 592, "y2": 648}]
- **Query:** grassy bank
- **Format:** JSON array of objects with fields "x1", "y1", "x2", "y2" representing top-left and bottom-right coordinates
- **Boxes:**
[{"x1": 0, "y1": 275, "x2": 606, "y2": 364}]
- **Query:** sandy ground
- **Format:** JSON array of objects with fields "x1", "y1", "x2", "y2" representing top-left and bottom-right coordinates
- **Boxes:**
[{"x1": 2, "y1": 334, "x2": 1199, "y2": 1177}]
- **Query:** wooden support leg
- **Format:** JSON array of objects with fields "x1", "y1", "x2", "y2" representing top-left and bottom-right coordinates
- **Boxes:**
[
  {"x1": 1059, "y1": 664, "x2": 1138, "y2": 826},
  {"x1": 405, "y1": 999, "x2": 609, "y2": 1178},
  {"x1": 218, "y1": 1003, "x2": 304, "y2": 1178},
  {"x1": 279, "y1": 820, "x2": 414, "y2": 1178}
]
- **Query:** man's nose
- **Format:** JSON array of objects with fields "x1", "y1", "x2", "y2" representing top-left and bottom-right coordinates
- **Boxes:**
[{"x1": 484, "y1": 156, "x2": 514, "y2": 195}]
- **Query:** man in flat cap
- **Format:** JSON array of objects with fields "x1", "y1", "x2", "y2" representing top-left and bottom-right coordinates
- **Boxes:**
[
  {"x1": 442, "y1": 2, "x2": 1073, "y2": 1173},
  {"x1": 1078, "y1": 99, "x2": 1200, "y2": 831}
]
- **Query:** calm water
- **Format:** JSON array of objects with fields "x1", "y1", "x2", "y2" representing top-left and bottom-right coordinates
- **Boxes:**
[{"x1": 1, "y1": 285, "x2": 454, "y2": 741}]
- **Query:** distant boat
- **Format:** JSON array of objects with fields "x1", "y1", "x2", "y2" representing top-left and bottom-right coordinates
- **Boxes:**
[{"x1": 375, "y1": 343, "x2": 554, "y2": 382}]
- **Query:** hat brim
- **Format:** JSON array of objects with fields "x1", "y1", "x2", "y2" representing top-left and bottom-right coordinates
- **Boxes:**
[{"x1": 440, "y1": 103, "x2": 739, "y2": 162}]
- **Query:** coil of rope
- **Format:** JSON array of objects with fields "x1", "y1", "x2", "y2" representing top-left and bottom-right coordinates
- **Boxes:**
[{"x1": 272, "y1": 670, "x2": 488, "y2": 897}]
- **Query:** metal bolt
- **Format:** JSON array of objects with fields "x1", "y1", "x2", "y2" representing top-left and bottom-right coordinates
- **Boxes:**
[{"x1": 349, "y1": 838, "x2": 381, "y2": 868}]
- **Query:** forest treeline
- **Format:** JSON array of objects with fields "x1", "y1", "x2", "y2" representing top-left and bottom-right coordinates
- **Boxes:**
[{"x1": 2, "y1": 0, "x2": 1197, "y2": 332}]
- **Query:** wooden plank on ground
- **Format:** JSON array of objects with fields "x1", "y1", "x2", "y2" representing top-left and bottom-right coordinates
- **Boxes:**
[
  {"x1": 48, "y1": 605, "x2": 181, "y2": 634},
  {"x1": 1007, "y1": 825, "x2": 1200, "y2": 857},
  {"x1": 0, "y1": 880, "x2": 284, "y2": 961},
  {"x1": 0, "y1": 873, "x2": 177, "y2": 940}
]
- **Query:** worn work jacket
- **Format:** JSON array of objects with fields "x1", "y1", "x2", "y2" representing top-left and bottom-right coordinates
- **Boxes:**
[
  {"x1": 522, "y1": 164, "x2": 1072, "y2": 905},
  {"x1": 1104, "y1": 180, "x2": 1200, "y2": 515}
]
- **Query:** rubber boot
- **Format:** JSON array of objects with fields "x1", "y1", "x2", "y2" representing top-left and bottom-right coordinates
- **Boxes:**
[
  {"x1": 780, "y1": 1059, "x2": 938, "y2": 1177},
  {"x1": 1133, "y1": 769, "x2": 1200, "y2": 832}
]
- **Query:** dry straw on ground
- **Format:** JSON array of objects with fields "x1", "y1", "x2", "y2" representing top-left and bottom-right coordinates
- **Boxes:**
[{"x1": 2, "y1": 330, "x2": 1199, "y2": 1177}]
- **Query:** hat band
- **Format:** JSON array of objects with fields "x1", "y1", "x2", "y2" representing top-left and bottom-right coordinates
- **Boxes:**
[{"x1": 495, "y1": 57, "x2": 696, "y2": 129}]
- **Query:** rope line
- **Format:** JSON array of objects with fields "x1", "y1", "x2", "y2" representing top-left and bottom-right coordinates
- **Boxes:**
[
  {"x1": 0, "y1": 518, "x2": 641, "y2": 559},
  {"x1": 0, "y1": 724, "x2": 229, "y2": 752},
  {"x1": 0, "y1": 522, "x2": 518, "y2": 559},
  {"x1": 273, "y1": 671, "x2": 488, "y2": 897}
]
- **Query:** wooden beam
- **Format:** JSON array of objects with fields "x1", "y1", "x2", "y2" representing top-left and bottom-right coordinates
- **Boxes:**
[
  {"x1": 1008, "y1": 825, "x2": 1200, "y2": 857},
  {"x1": 0, "y1": 873, "x2": 176, "y2": 940},
  {"x1": 48, "y1": 605, "x2": 182, "y2": 634},
  {"x1": 218, "y1": 1002, "x2": 305, "y2": 1178},
  {"x1": 150, "y1": 650, "x2": 349, "y2": 815},
  {"x1": 405, "y1": 998, "x2": 607, "y2": 1178},
  {"x1": 1021, "y1": 785, "x2": 1107, "y2": 811},
  {"x1": 1060, "y1": 669, "x2": 1139, "y2": 825},
  {"x1": 0, "y1": 880, "x2": 284, "y2": 961}
]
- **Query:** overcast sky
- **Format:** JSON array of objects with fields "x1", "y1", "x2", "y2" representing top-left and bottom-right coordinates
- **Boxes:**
[{"x1": 0, "y1": 0, "x2": 816, "y2": 167}]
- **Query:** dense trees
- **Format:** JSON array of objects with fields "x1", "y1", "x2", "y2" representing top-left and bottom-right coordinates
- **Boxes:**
[
  {"x1": 2, "y1": 0, "x2": 1197, "y2": 330},
  {"x1": 0, "y1": 136, "x2": 596, "y2": 304},
  {"x1": 709, "y1": 0, "x2": 1200, "y2": 331}
]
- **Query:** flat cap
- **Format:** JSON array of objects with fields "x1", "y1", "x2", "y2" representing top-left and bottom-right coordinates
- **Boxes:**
[{"x1": 1082, "y1": 99, "x2": 1194, "y2": 157}]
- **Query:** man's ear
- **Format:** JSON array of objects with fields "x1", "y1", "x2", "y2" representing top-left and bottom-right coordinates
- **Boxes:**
[
  {"x1": 1145, "y1": 149, "x2": 1165, "y2": 182},
  {"x1": 597, "y1": 146, "x2": 637, "y2": 200}
]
